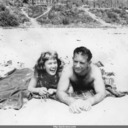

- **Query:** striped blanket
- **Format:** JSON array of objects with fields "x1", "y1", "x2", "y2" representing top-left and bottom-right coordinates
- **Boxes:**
[{"x1": 95, "y1": 61, "x2": 128, "y2": 97}]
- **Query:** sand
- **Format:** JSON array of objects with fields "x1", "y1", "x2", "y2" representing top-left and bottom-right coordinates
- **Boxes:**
[{"x1": 0, "y1": 27, "x2": 128, "y2": 125}]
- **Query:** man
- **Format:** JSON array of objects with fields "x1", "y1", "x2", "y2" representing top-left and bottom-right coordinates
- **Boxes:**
[{"x1": 56, "y1": 46, "x2": 106, "y2": 114}]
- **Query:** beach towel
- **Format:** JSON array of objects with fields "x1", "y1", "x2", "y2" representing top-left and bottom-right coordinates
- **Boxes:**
[{"x1": 0, "y1": 68, "x2": 33, "y2": 110}]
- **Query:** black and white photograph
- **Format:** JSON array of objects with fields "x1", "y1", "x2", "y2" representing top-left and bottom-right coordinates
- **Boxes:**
[{"x1": 0, "y1": 0, "x2": 128, "y2": 126}]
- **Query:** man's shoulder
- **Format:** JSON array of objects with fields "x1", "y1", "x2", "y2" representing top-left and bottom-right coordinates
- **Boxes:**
[
  {"x1": 61, "y1": 63, "x2": 73, "y2": 76},
  {"x1": 91, "y1": 63, "x2": 101, "y2": 76},
  {"x1": 91, "y1": 63, "x2": 99, "y2": 70}
]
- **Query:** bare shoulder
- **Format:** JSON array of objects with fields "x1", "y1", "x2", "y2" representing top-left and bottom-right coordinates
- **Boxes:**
[
  {"x1": 90, "y1": 63, "x2": 102, "y2": 78},
  {"x1": 61, "y1": 63, "x2": 73, "y2": 77}
]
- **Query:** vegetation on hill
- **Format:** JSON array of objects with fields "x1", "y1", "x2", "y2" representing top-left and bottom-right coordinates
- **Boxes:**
[
  {"x1": 0, "y1": 4, "x2": 19, "y2": 27},
  {"x1": 1, "y1": 0, "x2": 128, "y2": 27},
  {"x1": 28, "y1": 5, "x2": 47, "y2": 18},
  {"x1": 37, "y1": 3, "x2": 99, "y2": 27},
  {"x1": 0, "y1": 2, "x2": 29, "y2": 27},
  {"x1": 90, "y1": 8, "x2": 128, "y2": 25}
]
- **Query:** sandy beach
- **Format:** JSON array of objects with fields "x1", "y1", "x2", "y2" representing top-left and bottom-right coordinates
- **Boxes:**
[{"x1": 0, "y1": 27, "x2": 128, "y2": 125}]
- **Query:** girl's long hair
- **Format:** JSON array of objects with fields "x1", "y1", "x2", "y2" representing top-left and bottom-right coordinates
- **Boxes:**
[{"x1": 34, "y1": 51, "x2": 62, "y2": 79}]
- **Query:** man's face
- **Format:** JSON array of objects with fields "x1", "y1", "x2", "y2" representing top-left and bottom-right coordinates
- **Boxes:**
[{"x1": 73, "y1": 53, "x2": 90, "y2": 75}]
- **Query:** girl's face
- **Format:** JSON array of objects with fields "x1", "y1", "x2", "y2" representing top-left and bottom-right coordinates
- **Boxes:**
[{"x1": 44, "y1": 58, "x2": 58, "y2": 76}]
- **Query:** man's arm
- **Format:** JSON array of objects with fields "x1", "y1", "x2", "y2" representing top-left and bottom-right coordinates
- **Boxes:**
[
  {"x1": 56, "y1": 66, "x2": 76, "y2": 105},
  {"x1": 87, "y1": 65, "x2": 106, "y2": 106}
]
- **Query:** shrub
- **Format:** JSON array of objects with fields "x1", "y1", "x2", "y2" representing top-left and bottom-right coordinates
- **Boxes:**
[
  {"x1": 62, "y1": 17, "x2": 69, "y2": 25},
  {"x1": 0, "y1": 4, "x2": 6, "y2": 12},
  {"x1": 106, "y1": 11, "x2": 119, "y2": 22},
  {"x1": 0, "y1": 11, "x2": 19, "y2": 27},
  {"x1": 28, "y1": 5, "x2": 47, "y2": 18},
  {"x1": 112, "y1": 9, "x2": 122, "y2": 14},
  {"x1": 48, "y1": 10, "x2": 56, "y2": 19},
  {"x1": 52, "y1": 4, "x2": 63, "y2": 11},
  {"x1": 90, "y1": 8, "x2": 128, "y2": 25},
  {"x1": 51, "y1": 17, "x2": 62, "y2": 25},
  {"x1": 18, "y1": 14, "x2": 30, "y2": 23}
]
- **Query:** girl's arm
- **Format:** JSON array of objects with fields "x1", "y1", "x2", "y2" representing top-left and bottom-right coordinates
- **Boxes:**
[
  {"x1": 28, "y1": 75, "x2": 39, "y2": 93},
  {"x1": 28, "y1": 75, "x2": 47, "y2": 95}
]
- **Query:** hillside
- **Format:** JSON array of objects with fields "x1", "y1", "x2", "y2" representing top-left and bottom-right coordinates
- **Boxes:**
[
  {"x1": 0, "y1": 0, "x2": 128, "y2": 27},
  {"x1": 0, "y1": 2, "x2": 29, "y2": 27}
]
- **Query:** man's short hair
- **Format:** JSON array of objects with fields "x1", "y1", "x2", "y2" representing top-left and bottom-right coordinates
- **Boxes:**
[{"x1": 73, "y1": 46, "x2": 92, "y2": 61}]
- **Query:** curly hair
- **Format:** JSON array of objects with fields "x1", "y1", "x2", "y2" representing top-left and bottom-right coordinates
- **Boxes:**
[{"x1": 34, "y1": 50, "x2": 62, "y2": 79}]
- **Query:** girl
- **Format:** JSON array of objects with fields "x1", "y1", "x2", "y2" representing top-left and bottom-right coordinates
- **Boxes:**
[{"x1": 28, "y1": 50, "x2": 62, "y2": 99}]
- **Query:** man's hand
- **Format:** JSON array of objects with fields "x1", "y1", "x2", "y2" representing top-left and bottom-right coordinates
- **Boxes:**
[
  {"x1": 69, "y1": 99, "x2": 92, "y2": 114},
  {"x1": 80, "y1": 99, "x2": 92, "y2": 111},
  {"x1": 47, "y1": 89, "x2": 56, "y2": 95},
  {"x1": 38, "y1": 87, "x2": 48, "y2": 96}
]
